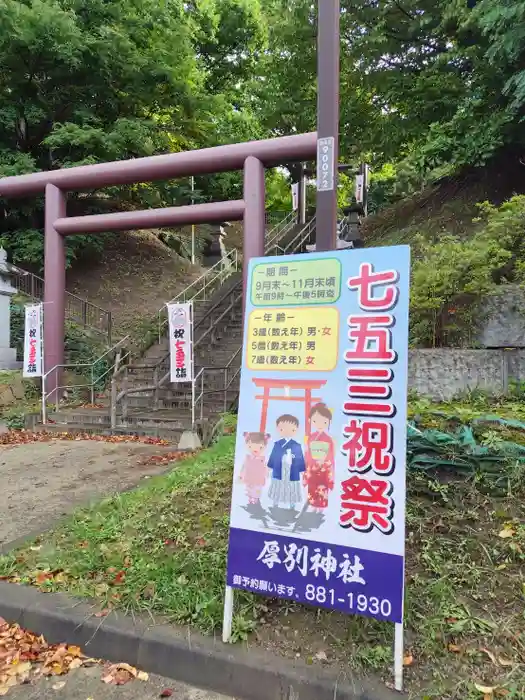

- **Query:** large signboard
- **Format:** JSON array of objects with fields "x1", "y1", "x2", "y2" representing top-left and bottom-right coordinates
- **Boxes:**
[
  {"x1": 167, "y1": 302, "x2": 193, "y2": 383},
  {"x1": 226, "y1": 246, "x2": 410, "y2": 627},
  {"x1": 23, "y1": 303, "x2": 43, "y2": 378}
]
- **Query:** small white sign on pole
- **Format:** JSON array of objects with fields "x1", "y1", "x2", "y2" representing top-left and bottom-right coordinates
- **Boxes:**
[
  {"x1": 291, "y1": 183, "x2": 299, "y2": 211},
  {"x1": 167, "y1": 302, "x2": 193, "y2": 383},
  {"x1": 23, "y1": 303, "x2": 43, "y2": 378},
  {"x1": 355, "y1": 173, "x2": 365, "y2": 203},
  {"x1": 316, "y1": 136, "x2": 335, "y2": 192}
]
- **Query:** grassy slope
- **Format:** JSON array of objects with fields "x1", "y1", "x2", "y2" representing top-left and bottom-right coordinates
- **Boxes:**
[
  {"x1": 65, "y1": 230, "x2": 205, "y2": 345},
  {"x1": 64, "y1": 221, "x2": 247, "y2": 348},
  {"x1": 1, "y1": 400, "x2": 524, "y2": 699},
  {"x1": 364, "y1": 153, "x2": 525, "y2": 248}
]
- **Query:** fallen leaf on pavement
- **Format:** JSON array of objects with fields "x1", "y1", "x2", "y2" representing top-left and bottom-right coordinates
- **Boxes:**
[
  {"x1": 114, "y1": 663, "x2": 137, "y2": 678},
  {"x1": 101, "y1": 662, "x2": 147, "y2": 686},
  {"x1": 94, "y1": 609, "x2": 110, "y2": 618},
  {"x1": 142, "y1": 451, "x2": 196, "y2": 466},
  {"x1": 0, "y1": 620, "x2": 103, "y2": 694},
  {"x1": 52, "y1": 681, "x2": 66, "y2": 690},
  {"x1": 160, "y1": 690, "x2": 174, "y2": 698},
  {"x1": 6, "y1": 661, "x2": 32, "y2": 677}
]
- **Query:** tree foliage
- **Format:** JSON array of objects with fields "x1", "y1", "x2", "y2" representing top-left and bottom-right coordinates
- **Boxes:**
[
  {"x1": 410, "y1": 196, "x2": 525, "y2": 347},
  {"x1": 1, "y1": 0, "x2": 525, "y2": 268},
  {"x1": 0, "y1": 0, "x2": 264, "y2": 267},
  {"x1": 255, "y1": 0, "x2": 525, "y2": 180}
]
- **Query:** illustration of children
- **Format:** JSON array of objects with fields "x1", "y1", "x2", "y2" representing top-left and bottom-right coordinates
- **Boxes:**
[
  {"x1": 304, "y1": 403, "x2": 335, "y2": 512},
  {"x1": 239, "y1": 432, "x2": 271, "y2": 504},
  {"x1": 267, "y1": 415, "x2": 306, "y2": 510}
]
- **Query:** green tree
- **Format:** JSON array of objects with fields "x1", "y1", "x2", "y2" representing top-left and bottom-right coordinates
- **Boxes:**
[{"x1": 0, "y1": 0, "x2": 267, "y2": 268}]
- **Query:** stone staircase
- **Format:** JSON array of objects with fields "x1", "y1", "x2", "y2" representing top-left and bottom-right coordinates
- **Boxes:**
[{"x1": 37, "y1": 215, "x2": 316, "y2": 445}]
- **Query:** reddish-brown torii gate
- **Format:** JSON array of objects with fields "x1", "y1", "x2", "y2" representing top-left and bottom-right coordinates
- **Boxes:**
[
  {"x1": 0, "y1": 133, "x2": 317, "y2": 396},
  {"x1": 253, "y1": 378, "x2": 328, "y2": 435}
]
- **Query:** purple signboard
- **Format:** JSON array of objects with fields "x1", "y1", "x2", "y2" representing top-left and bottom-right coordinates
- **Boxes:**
[{"x1": 226, "y1": 246, "x2": 410, "y2": 624}]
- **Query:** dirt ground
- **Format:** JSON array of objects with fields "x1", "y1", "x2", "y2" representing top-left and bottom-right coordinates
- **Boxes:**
[{"x1": 0, "y1": 440, "x2": 175, "y2": 551}]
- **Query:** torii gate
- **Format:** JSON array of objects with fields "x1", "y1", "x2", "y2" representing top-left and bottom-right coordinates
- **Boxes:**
[
  {"x1": 252, "y1": 377, "x2": 328, "y2": 436},
  {"x1": 0, "y1": 134, "x2": 317, "y2": 398}
]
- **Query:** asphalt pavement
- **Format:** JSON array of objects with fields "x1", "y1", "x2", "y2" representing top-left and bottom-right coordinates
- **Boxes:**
[{"x1": 7, "y1": 665, "x2": 233, "y2": 699}]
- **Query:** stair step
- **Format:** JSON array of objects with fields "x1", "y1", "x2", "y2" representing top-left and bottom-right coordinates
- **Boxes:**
[{"x1": 37, "y1": 422, "x2": 186, "y2": 442}]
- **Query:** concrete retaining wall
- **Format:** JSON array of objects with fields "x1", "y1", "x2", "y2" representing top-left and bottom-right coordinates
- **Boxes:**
[
  {"x1": 409, "y1": 349, "x2": 525, "y2": 400},
  {"x1": 478, "y1": 285, "x2": 525, "y2": 349}
]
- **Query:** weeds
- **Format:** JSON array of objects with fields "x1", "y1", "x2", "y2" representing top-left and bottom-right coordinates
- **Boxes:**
[{"x1": 1, "y1": 399, "x2": 524, "y2": 698}]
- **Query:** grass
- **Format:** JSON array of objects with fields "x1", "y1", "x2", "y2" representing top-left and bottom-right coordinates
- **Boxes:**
[
  {"x1": 0, "y1": 438, "x2": 238, "y2": 633},
  {"x1": 0, "y1": 371, "x2": 42, "y2": 429},
  {"x1": 1, "y1": 401, "x2": 525, "y2": 698}
]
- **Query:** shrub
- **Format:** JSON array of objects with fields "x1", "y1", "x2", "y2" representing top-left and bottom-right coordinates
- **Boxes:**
[{"x1": 409, "y1": 195, "x2": 525, "y2": 347}]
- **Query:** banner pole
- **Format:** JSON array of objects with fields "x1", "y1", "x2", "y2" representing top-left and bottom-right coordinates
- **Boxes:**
[
  {"x1": 190, "y1": 301, "x2": 195, "y2": 429},
  {"x1": 394, "y1": 621, "x2": 404, "y2": 691},
  {"x1": 222, "y1": 585, "x2": 234, "y2": 643},
  {"x1": 40, "y1": 303, "x2": 46, "y2": 425}
]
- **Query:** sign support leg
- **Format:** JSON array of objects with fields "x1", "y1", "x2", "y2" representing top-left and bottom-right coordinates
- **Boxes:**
[
  {"x1": 190, "y1": 301, "x2": 195, "y2": 429},
  {"x1": 222, "y1": 585, "x2": 234, "y2": 643},
  {"x1": 394, "y1": 621, "x2": 404, "y2": 691}
]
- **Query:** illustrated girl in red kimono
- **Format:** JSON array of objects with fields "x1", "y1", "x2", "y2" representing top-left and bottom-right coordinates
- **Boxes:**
[{"x1": 304, "y1": 403, "x2": 335, "y2": 511}]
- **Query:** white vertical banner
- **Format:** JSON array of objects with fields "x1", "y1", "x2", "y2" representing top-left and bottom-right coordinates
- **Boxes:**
[
  {"x1": 167, "y1": 302, "x2": 193, "y2": 383},
  {"x1": 355, "y1": 173, "x2": 365, "y2": 203},
  {"x1": 291, "y1": 182, "x2": 299, "y2": 211},
  {"x1": 23, "y1": 303, "x2": 43, "y2": 378}
]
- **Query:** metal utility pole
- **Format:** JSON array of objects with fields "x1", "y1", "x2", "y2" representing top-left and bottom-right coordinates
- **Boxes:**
[{"x1": 316, "y1": 0, "x2": 340, "y2": 252}]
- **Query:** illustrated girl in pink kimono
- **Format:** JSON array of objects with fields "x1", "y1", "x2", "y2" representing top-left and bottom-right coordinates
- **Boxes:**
[{"x1": 239, "y1": 432, "x2": 271, "y2": 504}]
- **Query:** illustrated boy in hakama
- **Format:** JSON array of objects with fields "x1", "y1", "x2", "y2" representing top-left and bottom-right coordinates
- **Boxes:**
[{"x1": 267, "y1": 414, "x2": 305, "y2": 510}]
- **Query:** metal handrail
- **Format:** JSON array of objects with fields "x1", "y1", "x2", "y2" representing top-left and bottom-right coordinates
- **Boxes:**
[
  {"x1": 155, "y1": 210, "x2": 293, "y2": 333},
  {"x1": 194, "y1": 346, "x2": 242, "y2": 424},
  {"x1": 191, "y1": 221, "x2": 316, "y2": 421},
  {"x1": 148, "y1": 215, "x2": 299, "y2": 382},
  {"x1": 266, "y1": 210, "x2": 296, "y2": 249},
  {"x1": 11, "y1": 265, "x2": 113, "y2": 343},
  {"x1": 156, "y1": 248, "x2": 238, "y2": 342},
  {"x1": 42, "y1": 336, "x2": 130, "y2": 423},
  {"x1": 116, "y1": 284, "x2": 242, "y2": 404},
  {"x1": 166, "y1": 249, "x2": 238, "y2": 307},
  {"x1": 265, "y1": 210, "x2": 291, "y2": 226},
  {"x1": 111, "y1": 215, "x2": 314, "y2": 418},
  {"x1": 140, "y1": 211, "x2": 292, "y2": 351},
  {"x1": 280, "y1": 217, "x2": 316, "y2": 255},
  {"x1": 123, "y1": 215, "x2": 293, "y2": 381}
]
